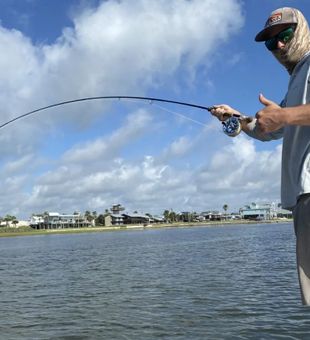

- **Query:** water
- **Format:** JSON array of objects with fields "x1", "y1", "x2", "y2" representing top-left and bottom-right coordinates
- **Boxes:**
[{"x1": 0, "y1": 223, "x2": 309, "y2": 339}]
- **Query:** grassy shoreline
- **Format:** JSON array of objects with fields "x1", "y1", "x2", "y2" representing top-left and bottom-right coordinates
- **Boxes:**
[{"x1": 0, "y1": 219, "x2": 293, "y2": 238}]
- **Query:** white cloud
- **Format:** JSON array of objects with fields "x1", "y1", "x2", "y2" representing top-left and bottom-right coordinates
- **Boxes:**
[
  {"x1": 194, "y1": 135, "x2": 282, "y2": 207},
  {"x1": 163, "y1": 136, "x2": 194, "y2": 158},
  {"x1": 1, "y1": 154, "x2": 35, "y2": 174},
  {"x1": 62, "y1": 108, "x2": 152, "y2": 164}
]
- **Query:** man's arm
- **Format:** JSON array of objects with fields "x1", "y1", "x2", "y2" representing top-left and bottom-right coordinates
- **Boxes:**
[
  {"x1": 209, "y1": 95, "x2": 284, "y2": 141},
  {"x1": 256, "y1": 94, "x2": 310, "y2": 133}
]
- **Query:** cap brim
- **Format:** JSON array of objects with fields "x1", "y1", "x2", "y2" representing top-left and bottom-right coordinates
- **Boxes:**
[{"x1": 255, "y1": 23, "x2": 296, "y2": 41}]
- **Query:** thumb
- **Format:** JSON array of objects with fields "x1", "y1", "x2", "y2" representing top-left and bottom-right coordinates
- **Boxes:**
[{"x1": 259, "y1": 93, "x2": 276, "y2": 107}]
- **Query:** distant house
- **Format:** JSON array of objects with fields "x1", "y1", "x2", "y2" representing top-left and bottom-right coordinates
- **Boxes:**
[
  {"x1": 29, "y1": 212, "x2": 91, "y2": 229},
  {"x1": 104, "y1": 214, "x2": 124, "y2": 227},
  {"x1": 15, "y1": 220, "x2": 30, "y2": 227},
  {"x1": 122, "y1": 213, "x2": 150, "y2": 225},
  {"x1": 240, "y1": 202, "x2": 277, "y2": 220},
  {"x1": 200, "y1": 211, "x2": 223, "y2": 221},
  {"x1": 151, "y1": 215, "x2": 165, "y2": 223},
  {"x1": 275, "y1": 207, "x2": 293, "y2": 219},
  {"x1": 229, "y1": 213, "x2": 242, "y2": 220},
  {"x1": 0, "y1": 220, "x2": 29, "y2": 227},
  {"x1": 104, "y1": 212, "x2": 152, "y2": 226},
  {"x1": 29, "y1": 215, "x2": 44, "y2": 227}
]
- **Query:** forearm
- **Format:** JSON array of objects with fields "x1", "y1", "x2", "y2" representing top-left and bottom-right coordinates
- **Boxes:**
[{"x1": 282, "y1": 104, "x2": 310, "y2": 125}]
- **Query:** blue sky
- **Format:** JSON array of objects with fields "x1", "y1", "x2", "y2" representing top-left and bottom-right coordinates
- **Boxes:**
[{"x1": 0, "y1": 0, "x2": 308, "y2": 219}]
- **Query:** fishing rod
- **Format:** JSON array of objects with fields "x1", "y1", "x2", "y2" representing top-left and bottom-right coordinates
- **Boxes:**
[{"x1": 0, "y1": 95, "x2": 246, "y2": 136}]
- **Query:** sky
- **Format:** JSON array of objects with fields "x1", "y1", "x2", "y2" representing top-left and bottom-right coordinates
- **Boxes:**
[{"x1": 0, "y1": 0, "x2": 308, "y2": 219}]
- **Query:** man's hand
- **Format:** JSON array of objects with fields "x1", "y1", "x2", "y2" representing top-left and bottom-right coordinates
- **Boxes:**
[
  {"x1": 210, "y1": 104, "x2": 241, "y2": 121},
  {"x1": 255, "y1": 94, "x2": 286, "y2": 133}
]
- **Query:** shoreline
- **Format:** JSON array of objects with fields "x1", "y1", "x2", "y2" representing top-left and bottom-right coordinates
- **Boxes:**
[{"x1": 0, "y1": 218, "x2": 293, "y2": 238}]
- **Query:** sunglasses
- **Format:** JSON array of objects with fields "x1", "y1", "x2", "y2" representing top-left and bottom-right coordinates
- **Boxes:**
[{"x1": 265, "y1": 27, "x2": 295, "y2": 51}]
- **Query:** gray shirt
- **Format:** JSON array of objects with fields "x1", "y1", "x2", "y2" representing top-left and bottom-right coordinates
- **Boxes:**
[{"x1": 245, "y1": 53, "x2": 310, "y2": 210}]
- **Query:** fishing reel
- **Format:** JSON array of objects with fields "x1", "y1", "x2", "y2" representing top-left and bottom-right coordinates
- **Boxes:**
[
  {"x1": 207, "y1": 107, "x2": 244, "y2": 137},
  {"x1": 222, "y1": 116, "x2": 242, "y2": 137}
]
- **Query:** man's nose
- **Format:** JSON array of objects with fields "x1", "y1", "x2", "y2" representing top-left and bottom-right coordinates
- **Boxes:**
[{"x1": 277, "y1": 40, "x2": 286, "y2": 49}]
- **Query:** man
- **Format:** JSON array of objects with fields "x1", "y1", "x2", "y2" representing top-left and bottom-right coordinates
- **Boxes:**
[{"x1": 210, "y1": 7, "x2": 310, "y2": 305}]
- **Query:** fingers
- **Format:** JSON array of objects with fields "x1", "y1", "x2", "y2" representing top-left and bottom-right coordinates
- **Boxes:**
[
  {"x1": 259, "y1": 93, "x2": 277, "y2": 107},
  {"x1": 210, "y1": 105, "x2": 235, "y2": 121}
]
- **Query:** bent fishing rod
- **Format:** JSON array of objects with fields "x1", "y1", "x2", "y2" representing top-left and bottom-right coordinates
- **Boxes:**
[{"x1": 0, "y1": 95, "x2": 246, "y2": 136}]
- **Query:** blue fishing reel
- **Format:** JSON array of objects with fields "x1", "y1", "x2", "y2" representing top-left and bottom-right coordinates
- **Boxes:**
[{"x1": 222, "y1": 116, "x2": 242, "y2": 137}]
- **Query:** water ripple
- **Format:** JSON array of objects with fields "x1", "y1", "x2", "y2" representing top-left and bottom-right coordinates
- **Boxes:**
[{"x1": 0, "y1": 223, "x2": 309, "y2": 339}]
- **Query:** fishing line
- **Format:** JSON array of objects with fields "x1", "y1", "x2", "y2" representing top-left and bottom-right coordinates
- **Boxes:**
[
  {"x1": 107, "y1": 97, "x2": 207, "y2": 127},
  {"x1": 150, "y1": 102, "x2": 208, "y2": 127}
]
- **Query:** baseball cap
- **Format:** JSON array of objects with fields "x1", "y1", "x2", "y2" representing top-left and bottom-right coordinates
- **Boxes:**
[{"x1": 255, "y1": 7, "x2": 298, "y2": 42}]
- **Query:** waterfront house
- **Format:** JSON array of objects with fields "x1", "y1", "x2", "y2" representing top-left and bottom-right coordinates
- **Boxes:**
[
  {"x1": 104, "y1": 212, "x2": 152, "y2": 226},
  {"x1": 240, "y1": 202, "x2": 277, "y2": 220},
  {"x1": 104, "y1": 214, "x2": 124, "y2": 226},
  {"x1": 30, "y1": 212, "x2": 91, "y2": 229},
  {"x1": 151, "y1": 215, "x2": 165, "y2": 223},
  {"x1": 200, "y1": 211, "x2": 223, "y2": 221},
  {"x1": 122, "y1": 213, "x2": 150, "y2": 225},
  {"x1": 275, "y1": 207, "x2": 293, "y2": 219}
]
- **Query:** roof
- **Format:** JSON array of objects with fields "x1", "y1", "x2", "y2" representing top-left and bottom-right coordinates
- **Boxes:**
[
  {"x1": 122, "y1": 212, "x2": 149, "y2": 218},
  {"x1": 110, "y1": 214, "x2": 124, "y2": 218}
]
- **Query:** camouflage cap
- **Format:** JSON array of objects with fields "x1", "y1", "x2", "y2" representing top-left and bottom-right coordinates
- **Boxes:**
[{"x1": 255, "y1": 7, "x2": 298, "y2": 42}]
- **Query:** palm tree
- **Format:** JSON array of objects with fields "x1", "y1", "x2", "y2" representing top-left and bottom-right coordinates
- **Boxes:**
[
  {"x1": 12, "y1": 219, "x2": 19, "y2": 228},
  {"x1": 169, "y1": 211, "x2": 177, "y2": 223},
  {"x1": 163, "y1": 210, "x2": 170, "y2": 222},
  {"x1": 84, "y1": 210, "x2": 91, "y2": 222},
  {"x1": 223, "y1": 204, "x2": 228, "y2": 219}
]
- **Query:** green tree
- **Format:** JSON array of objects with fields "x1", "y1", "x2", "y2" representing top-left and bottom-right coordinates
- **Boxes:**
[
  {"x1": 96, "y1": 214, "x2": 105, "y2": 226},
  {"x1": 169, "y1": 211, "x2": 177, "y2": 223},
  {"x1": 223, "y1": 204, "x2": 228, "y2": 219},
  {"x1": 163, "y1": 210, "x2": 170, "y2": 222},
  {"x1": 4, "y1": 215, "x2": 16, "y2": 227},
  {"x1": 12, "y1": 219, "x2": 19, "y2": 228},
  {"x1": 84, "y1": 211, "x2": 92, "y2": 222},
  {"x1": 95, "y1": 209, "x2": 111, "y2": 227}
]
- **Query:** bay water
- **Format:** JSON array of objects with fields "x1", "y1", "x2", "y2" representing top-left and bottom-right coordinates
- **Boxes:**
[{"x1": 0, "y1": 223, "x2": 310, "y2": 339}]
